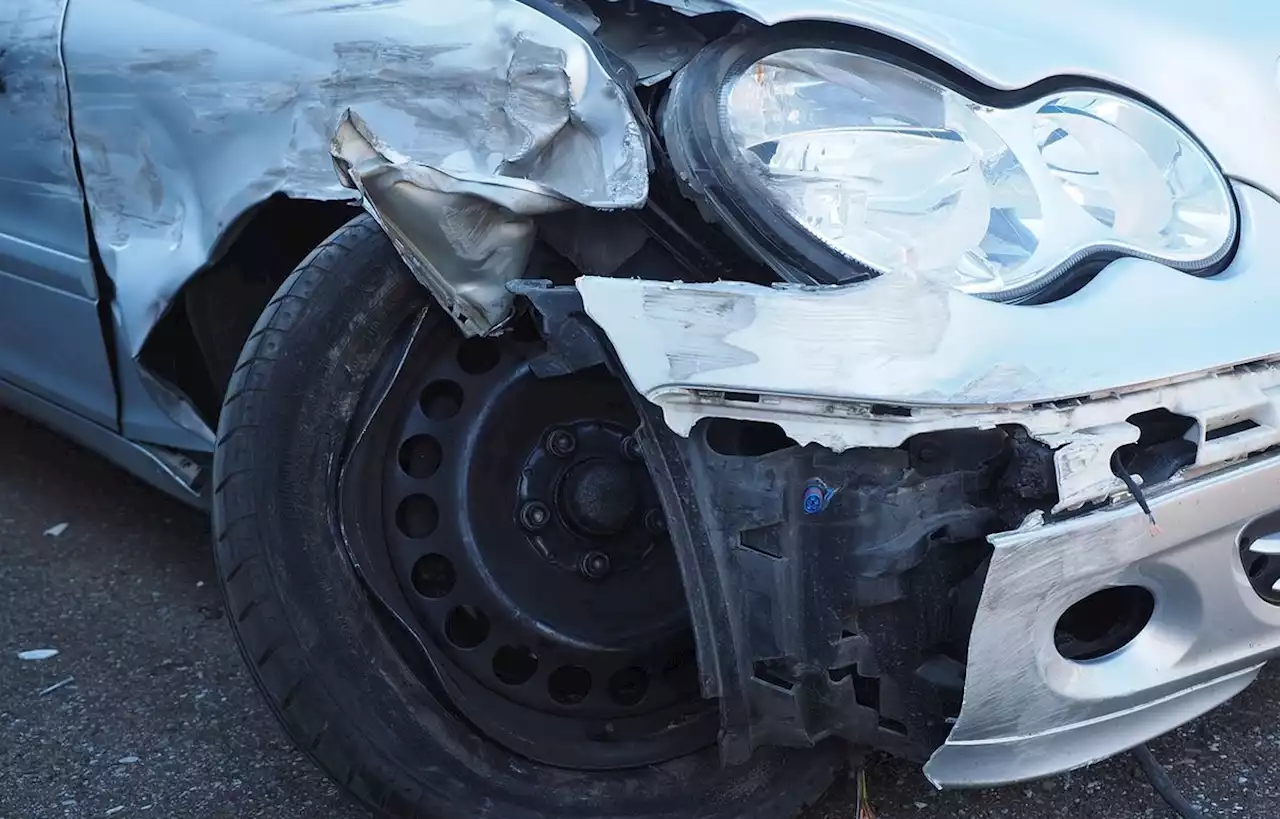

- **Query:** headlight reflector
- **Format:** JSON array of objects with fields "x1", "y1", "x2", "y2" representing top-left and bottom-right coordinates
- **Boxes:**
[
  {"x1": 1033, "y1": 92, "x2": 1235, "y2": 260},
  {"x1": 665, "y1": 40, "x2": 1236, "y2": 301}
]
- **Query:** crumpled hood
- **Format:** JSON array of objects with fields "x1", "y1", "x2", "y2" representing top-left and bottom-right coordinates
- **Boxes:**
[{"x1": 655, "y1": 0, "x2": 1280, "y2": 197}]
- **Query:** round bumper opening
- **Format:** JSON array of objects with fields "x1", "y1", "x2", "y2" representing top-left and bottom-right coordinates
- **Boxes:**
[{"x1": 1054, "y1": 585, "x2": 1156, "y2": 661}]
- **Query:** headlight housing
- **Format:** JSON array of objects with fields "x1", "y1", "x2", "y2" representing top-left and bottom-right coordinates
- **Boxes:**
[{"x1": 661, "y1": 32, "x2": 1238, "y2": 302}]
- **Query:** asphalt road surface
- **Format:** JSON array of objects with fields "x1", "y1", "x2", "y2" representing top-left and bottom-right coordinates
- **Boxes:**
[{"x1": 3, "y1": 406, "x2": 1278, "y2": 819}]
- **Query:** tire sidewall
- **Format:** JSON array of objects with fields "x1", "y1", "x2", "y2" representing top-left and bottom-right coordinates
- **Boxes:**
[{"x1": 212, "y1": 214, "x2": 839, "y2": 819}]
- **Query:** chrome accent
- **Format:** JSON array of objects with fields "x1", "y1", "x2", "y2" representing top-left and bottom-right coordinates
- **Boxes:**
[{"x1": 1249, "y1": 534, "x2": 1280, "y2": 556}]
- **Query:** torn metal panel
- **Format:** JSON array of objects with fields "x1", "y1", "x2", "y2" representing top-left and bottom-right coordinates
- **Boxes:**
[
  {"x1": 925, "y1": 450, "x2": 1280, "y2": 787},
  {"x1": 62, "y1": 0, "x2": 648, "y2": 354},
  {"x1": 332, "y1": 110, "x2": 607, "y2": 334}
]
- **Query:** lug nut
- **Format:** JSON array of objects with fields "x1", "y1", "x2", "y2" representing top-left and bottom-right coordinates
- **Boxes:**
[
  {"x1": 580, "y1": 550, "x2": 612, "y2": 580},
  {"x1": 622, "y1": 435, "x2": 642, "y2": 461},
  {"x1": 644, "y1": 509, "x2": 667, "y2": 535},
  {"x1": 520, "y1": 500, "x2": 551, "y2": 531},
  {"x1": 546, "y1": 429, "x2": 576, "y2": 457}
]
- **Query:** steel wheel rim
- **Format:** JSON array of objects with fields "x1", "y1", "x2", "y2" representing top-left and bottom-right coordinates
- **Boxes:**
[{"x1": 341, "y1": 310, "x2": 715, "y2": 769}]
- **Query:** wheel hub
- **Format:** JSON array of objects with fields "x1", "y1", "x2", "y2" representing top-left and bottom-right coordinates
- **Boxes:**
[
  {"x1": 559, "y1": 458, "x2": 638, "y2": 536},
  {"x1": 518, "y1": 420, "x2": 660, "y2": 581},
  {"x1": 350, "y1": 322, "x2": 709, "y2": 768}
]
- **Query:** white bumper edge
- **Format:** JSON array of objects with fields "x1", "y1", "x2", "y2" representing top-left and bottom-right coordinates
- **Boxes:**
[
  {"x1": 578, "y1": 181, "x2": 1280, "y2": 513},
  {"x1": 578, "y1": 179, "x2": 1278, "y2": 419}
]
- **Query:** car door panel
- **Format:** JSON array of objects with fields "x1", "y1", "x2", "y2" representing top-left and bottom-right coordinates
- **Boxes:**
[{"x1": 0, "y1": 0, "x2": 117, "y2": 429}]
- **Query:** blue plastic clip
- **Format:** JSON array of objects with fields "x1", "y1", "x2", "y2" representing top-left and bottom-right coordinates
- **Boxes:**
[{"x1": 802, "y1": 479, "x2": 835, "y2": 515}]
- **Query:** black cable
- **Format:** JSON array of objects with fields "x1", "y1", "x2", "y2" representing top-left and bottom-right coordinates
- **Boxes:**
[
  {"x1": 1111, "y1": 449, "x2": 1159, "y2": 530},
  {"x1": 1132, "y1": 744, "x2": 1210, "y2": 819}
]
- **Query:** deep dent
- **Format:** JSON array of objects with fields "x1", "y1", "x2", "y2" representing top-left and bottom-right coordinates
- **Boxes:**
[{"x1": 61, "y1": 0, "x2": 657, "y2": 436}]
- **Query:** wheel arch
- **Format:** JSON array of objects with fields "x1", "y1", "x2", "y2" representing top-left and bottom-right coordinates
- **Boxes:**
[{"x1": 137, "y1": 195, "x2": 361, "y2": 428}]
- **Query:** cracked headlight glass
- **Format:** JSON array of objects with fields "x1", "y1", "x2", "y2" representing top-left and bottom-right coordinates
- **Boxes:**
[{"x1": 663, "y1": 40, "x2": 1237, "y2": 301}]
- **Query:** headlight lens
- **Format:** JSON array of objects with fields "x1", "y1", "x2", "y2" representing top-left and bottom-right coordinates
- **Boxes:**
[{"x1": 667, "y1": 43, "x2": 1236, "y2": 300}]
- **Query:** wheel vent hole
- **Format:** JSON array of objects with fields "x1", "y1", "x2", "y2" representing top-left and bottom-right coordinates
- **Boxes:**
[
  {"x1": 398, "y1": 435, "x2": 443, "y2": 479},
  {"x1": 1248, "y1": 554, "x2": 1268, "y2": 579},
  {"x1": 395, "y1": 494, "x2": 440, "y2": 538},
  {"x1": 607, "y1": 666, "x2": 649, "y2": 706},
  {"x1": 420, "y1": 380, "x2": 464, "y2": 420},
  {"x1": 410, "y1": 553, "x2": 455, "y2": 599},
  {"x1": 1054, "y1": 585, "x2": 1154, "y2": 662},
  {"x1": 456, "y1": 338, "x2": 501, "y2": 375},
  {"x1": 445, "y1": 605, "x2": 490, "y2": 649},
  {"x1": 492, "y1": 645, "x2": 539, "y2": 685},
  {"x1": 548, "y1": 665, "x2": 592, "y2": 705}
]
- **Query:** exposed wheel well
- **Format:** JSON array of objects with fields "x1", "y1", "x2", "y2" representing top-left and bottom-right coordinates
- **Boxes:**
[{"x1": 138, "y1": 195, "x2": 360, "y2": 425}]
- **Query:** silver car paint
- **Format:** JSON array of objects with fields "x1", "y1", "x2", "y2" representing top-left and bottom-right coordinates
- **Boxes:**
[
  {"x1": 56, "y1": 0, "x2": 648, "y2": 443},
  {"x1": 0, "y1": 1, "x2": 118, "y2": 430},
  {"x1": 3, "y1": 0, "x2": 1279, "y2": 792},
  {"x1": 576, "y1": 0, "x2": 1280, "y2": 789},
  {"x1": 925, "y1": 448, "x2": 1280, "y2": 787}
]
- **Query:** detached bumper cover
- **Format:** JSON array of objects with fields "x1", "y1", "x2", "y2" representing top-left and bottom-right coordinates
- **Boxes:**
[
  {"x1": 927, "y1": 452, "x2": 1280, "y2": 787},
  {"x1": 571, "y1": 178, "x2": 1280, "y2": 785},
  {"x1": 578, "y1": 182, "x2": 1280, "y2": 416}
]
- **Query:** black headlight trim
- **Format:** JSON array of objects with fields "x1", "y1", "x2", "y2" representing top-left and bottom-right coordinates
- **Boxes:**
[{"x1": 662, "y1": 30, "x2": 887, "y2": 286}]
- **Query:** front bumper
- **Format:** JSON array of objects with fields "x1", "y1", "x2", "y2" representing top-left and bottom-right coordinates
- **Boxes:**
[
  {"x1": 577, "y1": 182, "x2": 1280, "y2": 437},
  {"x1": 566, "y1": 175, "x2": 1280, "y2": 785},
  {"x1": 926, "y1": 450, "x2": 1280, "y2": 787}
]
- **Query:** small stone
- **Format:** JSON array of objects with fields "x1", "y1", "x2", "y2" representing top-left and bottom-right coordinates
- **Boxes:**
[
  {"x1": 117, "y1": 756, "x2": 139, "y2": 765},
  {"x1": 105, "y1": 807, "x2": 125, "y2": 817},
  {"x1": 18, "y1": 648, "x2": 58, "y2": 661}
]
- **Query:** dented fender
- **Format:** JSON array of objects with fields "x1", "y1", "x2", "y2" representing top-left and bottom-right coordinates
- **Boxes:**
[{"x1": 60, "y1": 0, "x2": 652, "y2": 441}]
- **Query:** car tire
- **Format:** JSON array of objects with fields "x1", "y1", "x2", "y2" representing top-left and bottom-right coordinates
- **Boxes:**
[{"x1": 211, "y1": 213, "x2": 842, "y2": 819}]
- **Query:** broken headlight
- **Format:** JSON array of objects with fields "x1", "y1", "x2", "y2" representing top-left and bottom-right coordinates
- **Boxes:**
[{"x1": 662, "y1": 34, "x2": 1237, "y2": 301}]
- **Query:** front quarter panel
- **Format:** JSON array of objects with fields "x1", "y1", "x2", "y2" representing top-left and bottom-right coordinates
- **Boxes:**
[
  {"x1": 60, "y1": 0, "x2": 646, "y2": 448},
  {"x1": 60, "y1": 0, "x2": 646, "y2": 358}
]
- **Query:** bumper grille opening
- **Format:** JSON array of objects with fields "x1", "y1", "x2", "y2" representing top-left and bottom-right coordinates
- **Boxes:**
[
  {"x1": 1206, "y1": 418, "x2": 1261, "y2": 441},
  {"x1": 1054, "y1": 585, "x2": 1155, "y2": 661}
]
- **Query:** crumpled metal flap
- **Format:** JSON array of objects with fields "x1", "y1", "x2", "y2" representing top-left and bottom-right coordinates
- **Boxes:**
[
  {"x1": 327, "y1": 0, "x2": 652, "y2": 336},
  {"x1": 333, "y1": 109, "x2": 584, "y2": 334}
]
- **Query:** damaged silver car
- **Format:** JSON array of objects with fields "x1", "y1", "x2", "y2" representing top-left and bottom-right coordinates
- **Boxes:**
[{"x1": 3, "y1": 0, "x2": 1273, "y2": 815}]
